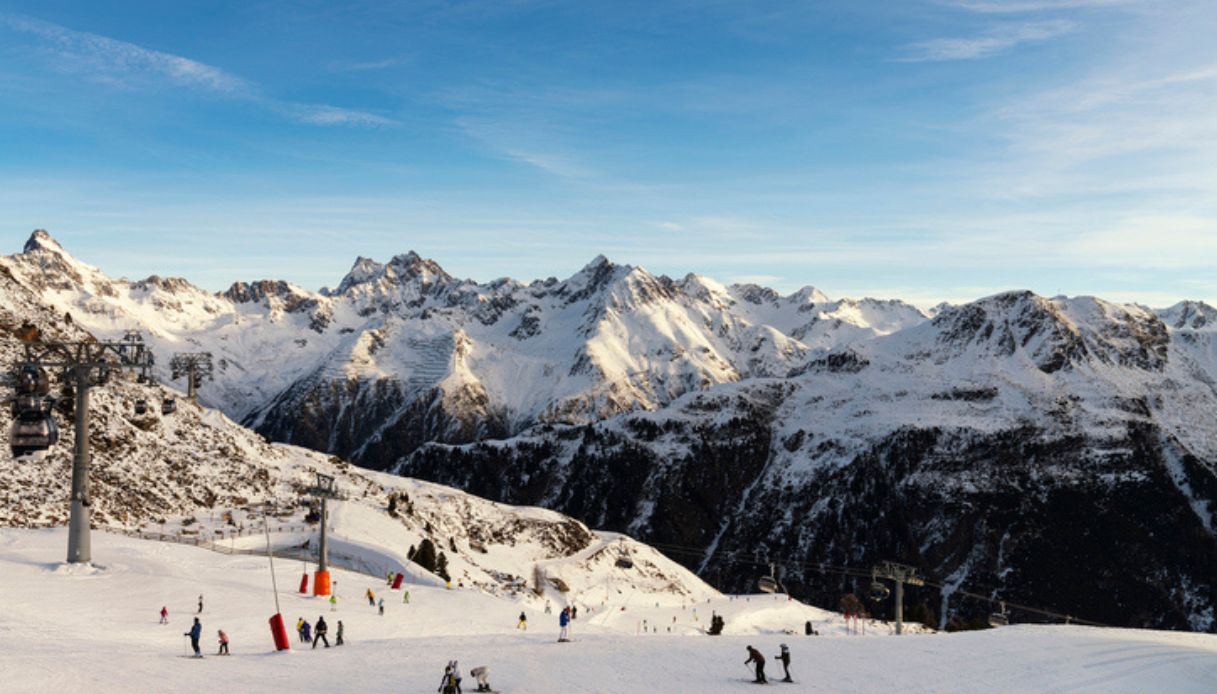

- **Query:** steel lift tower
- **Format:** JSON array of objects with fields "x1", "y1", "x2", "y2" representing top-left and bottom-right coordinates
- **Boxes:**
[
  {"x1": 304, "y1": 472, "x2": 343, "y2": 597},
  {"x1": 169, "y1": 352, "x2": 213, "y2": 401},
  {"x1": 7, "y1": 332, "x2": 153, "y2": 563}
]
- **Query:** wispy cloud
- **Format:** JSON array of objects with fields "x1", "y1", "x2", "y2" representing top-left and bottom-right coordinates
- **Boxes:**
[
  {"x1": 945, "y1": 0, "x2": 1133, "y2": 13},
  {"x1": 1, "y1": 14, "x2": 247, "y2": 93},
  {"x1": 328, "y1": 58, "x2": 402, "y2": 73},
  {"x1": 901, "y1": 19, "x2": 1076, "y2": 61},
  {"x1": 284, "y1": 104, "x2": 398, "y2": 127},
  {"x1": 0, "y1": 13, "x2": 394, "y2": 127}
]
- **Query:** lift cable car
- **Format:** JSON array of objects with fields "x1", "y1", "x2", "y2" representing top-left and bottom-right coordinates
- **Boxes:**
[
  {"x1": 614, "y1": 540, "x2": 634, "y2": 569},
  {"x1": 868, "y1": 571, "x2": 891, "y2": 602},
  {"x1": 758, "y1": 562, "x2": 781, "y2": 594},
  {"x1": 988, "y1": 601, "x2": 1010, "y2": 628},
  {"x1": 9, "y1": 393, "x2": 59, "y2": 459},
  {"x1": 161, "y1": 398, "x2": 177, "y2": 415},
  {"x1": 134, "y1": 399, "x2": 148, "y2": 415}
]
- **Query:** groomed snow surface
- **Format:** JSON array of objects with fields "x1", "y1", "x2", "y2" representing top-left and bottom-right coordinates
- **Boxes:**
[{"x1": 3, "y1": 530, "x2": 1216, "y2": 693}]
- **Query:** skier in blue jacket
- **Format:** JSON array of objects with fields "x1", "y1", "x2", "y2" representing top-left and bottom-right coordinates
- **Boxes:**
[
  {"x1": 184, "y1": 618, "x2": 203, "y2": 657},
  {"x1": 558, "y1": 607, "x2": 570, "y2": 642}
]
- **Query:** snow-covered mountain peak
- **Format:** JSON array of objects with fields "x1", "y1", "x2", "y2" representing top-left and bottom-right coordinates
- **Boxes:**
[
  {"x1": 1159, "y1": 300, "x2": 1217, "y2": 331},
  {"x1": 22, "y1": 228, "x2": 66, "y2": 255},
  {"x1": 787, "y1": 285, "x2": 830, "y2": 306}
]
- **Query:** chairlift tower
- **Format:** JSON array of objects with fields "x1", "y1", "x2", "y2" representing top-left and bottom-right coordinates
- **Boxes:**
[
  {"x1": 9, "y1": 333, "x2": 153, "y2": 563},
  {"x1": 169, "y1": 352, "x2": 213, "y2": 401},
  {"x1": 873, "y1": 561, "x2": 924, "y2": 635},
  {"x1": 304, "y1": 472, "x2": 342, "y2": 597}
]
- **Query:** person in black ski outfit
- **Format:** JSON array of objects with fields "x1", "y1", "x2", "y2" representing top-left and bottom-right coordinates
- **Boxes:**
[
  {"x1": 197, "y1": 594, "x2": 204, "y2": 614},
  {"x1": 775, "y1": 643, "x2": 792, "y2": 682},
  {"x1": 439, "y1": 661, "x2": 463, "y2": 694},
  {"x1": 185, "y1": 618, "x2": 203, "y2": 657},
  {"x1": 745, "y1": 645, "x2": 766, "y2": 683},
  {"x1": 313, "y1": 616, "x2": 330, "y2": 648},
  {"x1": 336, "y1": 620, "x2": 344, "y2": 646}
]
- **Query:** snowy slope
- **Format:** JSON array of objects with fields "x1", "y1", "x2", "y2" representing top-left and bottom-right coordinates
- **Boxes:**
[{"x1": 2, "y1": 528, "x2": 1215, "y2": 694}]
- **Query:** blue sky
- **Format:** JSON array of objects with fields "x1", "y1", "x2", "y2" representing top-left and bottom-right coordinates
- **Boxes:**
[{"x1": 0, "y1": 0, "x2": 1213, "y2": 306}]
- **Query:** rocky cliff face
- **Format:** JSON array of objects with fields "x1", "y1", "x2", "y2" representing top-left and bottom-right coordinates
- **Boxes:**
[{"x1": 5, "y1": 230, "x2": 1217, "y2": 630}]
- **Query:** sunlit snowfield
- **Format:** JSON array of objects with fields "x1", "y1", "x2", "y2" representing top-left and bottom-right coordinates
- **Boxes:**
[{"x1": 3, "y1": 529, "x2": 1215, "y2": 693}]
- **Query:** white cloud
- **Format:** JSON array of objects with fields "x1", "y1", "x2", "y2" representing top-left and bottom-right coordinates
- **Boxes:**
[
  {"x1": 946, "y1": 0, "x2": 1134, "y2": 13},
  {"x1": 901, "y1": 19, "x2": 1076, "y2": 61},
  {"x1": 285, "y1": 104, "x2": 397, "y2": 127},
  {"x1": 0, "y1": 13, "x2": 394, "y2": 128}
]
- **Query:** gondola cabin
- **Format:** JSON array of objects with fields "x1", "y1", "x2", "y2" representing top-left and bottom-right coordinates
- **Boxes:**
[
  {"x1": 758, "y1": 576, "x2": 779, "y2": 594},
  {"x1": 869, "y1": 581, "x2": 891, "y2": 602},
  {"x1": 161, "y1": 398, "x2": 177, "y2": 415},
  {"x1": 10, "y1": 396, "x2": 58, "y2": 459},
  {"x1": 988, "y1": 612, "x2": 1010, "y2": 628},
  {"x1": 134, "y1": 399, "x2": 148, "y2": 415}
]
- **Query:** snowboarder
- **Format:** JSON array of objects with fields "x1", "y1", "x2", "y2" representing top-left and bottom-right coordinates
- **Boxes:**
[
  {"x1": 470, "y1": 665, "x2": 492, "y2": 692},
  {"x1": 217, "y1": 629, "x2": 229, "y2": 655},
  {"x1": 197, "y1": 594, "x2": 204, "y2": 614},
  {"x1": 745, "y1": 645, "x2": 767, "y2": 683},
  {"x1": 301, "y1": 619, "x2": 313, "y2": 643},
  {"x1": 330, "y1": 594, "x2": 338, "y2": 611},
  {"x1": 296, "y1": 617, "x2": 307, "y2": 642},
  {"x1": 775, "y1": 643, "x2": 792, "y2": 682},
  {"x1": 439, "y1": 661, "x2": 463, "y2": 694},
  {"x1": 517, "y1": 611, "x2": 527, "y2": 630},
  {"x1": 335, "y1": 620, "x2": 345, "y2": 646},
  {"x1": 366, "y1": 588, "x2": 375, "y2": 606},
  {"x1": 184, "y1": 618, "x2": 202, "y2": 657},
  {"x1": 378, "y1": 598, "x2": 385, "y2": 616},
  {"x1": 558, "y1": 607, "x2": 570, "y2": 642},
  {"x1": 159, "y1": 606, "x2": 169, "y2": 624},
  {"x1": 314, "y1": 616, "x2": 330, "y2": 648}
]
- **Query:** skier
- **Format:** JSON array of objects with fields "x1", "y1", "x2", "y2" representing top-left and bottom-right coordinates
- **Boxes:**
[
  {"x1": 387, "y1": 571, "x2": 394, "y2": 586},
  {"x1": 805, "y1": 620, "x2": 812, "y2": 636},
  {"x1": 438, "y1": 661, "x2": 463, "y2": 694},
  {"x1": 469, "y1": 665, "x2": 492, "y2": 692},
  {"x1": 517, "y1": 611, "x2": 527, "y2": 630},
  {"x1": 558, "y1": 607, "x2": 570, "y2": 642},
  {"x1": 314, "y1": 616, "x2": 330, "y2": 648},
  {"x1": 775, "y1": 643, "x2": 792, "y2": 682},
  {"x1": 197, "y1": 594, "x2": 204, "y2": 614},
  {"x1": 403, "y1": 589, "x2": 411, "y2": 604},
  {"x1": 159, "y1": 606, "x2": 169, "y2": 624},
  {"x1": 296, "y1": 617, "x2": 307, "y2": 642},
  {"x1": 366, "y1": 588, "x2": 375, "y2": 606},
  {"x1": 184, "y1": 618, "x2": 203, "y2": 657},
  {"x1": 217, "y1": 629, "x2": 229, "y2": 655},
  {"x1": 545, "y1": 601, "x2": 552, "y2": 614},
  {"x1": 335, "y1": 620, "x2": 345, "y2": 646},
  {"x1": 571, "y1": 605, "x2": 578, "y2": 620},
  {"x1": 378, "y1": 598, "x2": 385, "y2": 616},
  {"x1": 301, "y1": 619, "x2": 313, "y2": 643},
  {"x1": 745, "y1": 645, "x2": 767, "y2": 683},
  {"x1": 330, "y1": 594, "x2": 338, "y2": 611}
]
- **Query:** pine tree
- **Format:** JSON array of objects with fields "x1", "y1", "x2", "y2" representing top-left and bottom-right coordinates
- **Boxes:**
[
  {"x1": 412, "y1": 538, "x2": 438, "y2": 574},
  {"x1": 436, "y1": 552, "x2": 451, "y2": 582}
]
